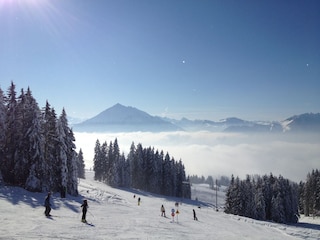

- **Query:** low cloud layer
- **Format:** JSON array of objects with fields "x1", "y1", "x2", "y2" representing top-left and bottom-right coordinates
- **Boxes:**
[{"x1": 74, "y1": 131, "x2": 320, "y2": 182}]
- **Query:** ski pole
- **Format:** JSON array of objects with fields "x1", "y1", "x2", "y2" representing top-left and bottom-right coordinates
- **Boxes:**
[{"x1": 88, "y1": 210, "x2": 95, "y2": 219}]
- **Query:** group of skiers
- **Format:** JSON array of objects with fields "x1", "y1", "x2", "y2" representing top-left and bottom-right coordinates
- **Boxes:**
[
  {"x1": 160, "y1": 204, "x2": 198, "y2": 220},
  {"x1": 44, "y1": 192, "x2": 198, "y2": 223},
  {"x1": 44, "y1": 192, "x2": 88, "y2": 223}
]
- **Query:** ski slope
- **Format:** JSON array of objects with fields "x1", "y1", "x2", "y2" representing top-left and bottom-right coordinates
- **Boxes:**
[{"x1": 0, "y1": 171, "x2": 319, "y2": 240}]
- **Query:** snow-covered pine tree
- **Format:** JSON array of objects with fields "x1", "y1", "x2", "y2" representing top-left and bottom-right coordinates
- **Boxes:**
[
  {"x1": 162, "y1": 153, "x2": 172, "y2": 196},
  {"x1": 116, "y1": 153, "x2": 126, "y2": 187},
  {"x1": 57, "y1": 110, "x2": 68, "y2": 195},
  {"x1": 58, "y1": 109, "x2": 78, "y2": 196},
  {"x1": 77, "y1": 149, "x2": 85, "y2": 179},
  {"x1": 112, "y1": 139, "x2": 124, "y2": 187},
  {"x1": 107, "y1": 139, "x2": 119, "y2": 187},
  {"x1": 13, "y1": 89, "x2": 30, "y2": 186},
  {"x1": 243, "y1": 175, "x2": 256, "y2": 218},
  {"x1": 298, "y1": 181, "x2": 305, "y2": 214},
  {"x1": 0, "y1": 87, "x2": 6, "y2": 175},
  {"x1": 225, "y1": 175, "x2": 235, "y2": 214},
  {"x1": 148, "y1": 149, "x2": 163, "y2": 194},
  {"x1": 175, "y1": 160, "x2": 186, "y2": 198},
  {"x1": 262, "y1": 174, "x2": 273, "y2": 220},
  {"x1": 144, "y1": 146, "x2": 155, "y2": 192},
  {"x1": 2, "y1": 82, "x2": 18, "y2": 184},
  {"x1": 100, "y1": 141, "x2": 108, "y2": 182},
  {"x1": 42, "y1": 101, "x2": 60, "y2": 192},
  {"x1": 304, "y1": 172, "x2": 312, "y2": 216},
  {"x1": 315, "y1": 170, "x2": 320, "y2": 215},
  {"x1": 123, "y1": 154, "x2": 131, "y2": 187},
  {"x1": 270, "y1": 177, "x2": 285, "y2": 223},
  {"x1": 131, "y1": 143, "x2": 144, "y2": 189},
  {"x1": 170, "y1": 158, "x2": 178, "y2": 197},
  {"x1": 21, "y1": 88, "x2": 44, "y2": 192},
  {"x1": 303, "y1": 169, "x2": 320, "y2": 217},
  {"x1": 255, "y1": 177, "x2": 266, "y2": 221},
  {"x1": 93, "y1": 139, "x2": 103, "y2": 181}
]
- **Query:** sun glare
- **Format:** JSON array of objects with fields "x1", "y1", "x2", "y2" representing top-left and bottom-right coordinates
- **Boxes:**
[{"x1": 0, "y1": 0, "x2": 82, "y2": 40}]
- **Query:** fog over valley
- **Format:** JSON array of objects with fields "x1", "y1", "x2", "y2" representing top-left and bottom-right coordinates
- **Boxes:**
[{"x1": 74, "y1": 131, "x2": 319, "y2": 183}]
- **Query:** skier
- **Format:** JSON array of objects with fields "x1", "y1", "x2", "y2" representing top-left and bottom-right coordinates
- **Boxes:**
[
  {"x1": 81, "y1": 200, "x2": 88, "y2": 223},
  {"x1": 138, "y1": 197, "x2": 141, "y2": 206},
  {"x1": 161, "y1": 205, "x2": 166, "y2": 217},
  {"x1": 193, "y1": 209, "x2": 198, "y2": 221},
  {"x1": 44, "y1": 192, "x2": 52, "y2": 217}
]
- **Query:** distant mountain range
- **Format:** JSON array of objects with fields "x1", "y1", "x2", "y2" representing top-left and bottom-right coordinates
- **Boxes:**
[{"x1": 72, "y1": 103, "x2": 320, "y2": 133}]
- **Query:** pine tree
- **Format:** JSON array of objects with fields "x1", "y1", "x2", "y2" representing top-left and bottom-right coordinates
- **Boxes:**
[
  {"x1": 2, "y1": 82, "x2": 18, "y2": 184},
  {"x1": 77, "y1": 149, "x2": 85, "y2": 179},
  {"x1": 255, "y1": 177, "x2": 266, "y2": 220},
  {"x1": 14, "y1": 89, "x2": 30, "y2": 186},
  {"x1": 303, "y1": 169, "x2": 320, "y2": 217},
  {"x1": 21, "y1": 88, "x2": 44, "y2": 191},
  {"x1": 93, "y1": 140, "x2": 103, "y2": 181},
  {"x1": 42, "y1": 102, "x2": 59, "y2": 192},
  {"x1": 298, "y1": 181, "x2": 305, "y2": 214},
  {"x1": 0, "y1": 87, "x2": 6, "y2": 176}
]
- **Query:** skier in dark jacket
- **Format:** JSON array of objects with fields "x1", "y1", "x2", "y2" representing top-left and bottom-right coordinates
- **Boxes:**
[
  {"x1": 161, "y1": 205, "x2": 166, "y2": 217},
  {"x1": 44, "y1": 192, "x2": 51, "y2": 217},
  {"x1": 193, "y1": 209, "x2": 198, "y2": 220},
  {"x1": 81, "y1": 200, "x2": 88, "y2": 223}
]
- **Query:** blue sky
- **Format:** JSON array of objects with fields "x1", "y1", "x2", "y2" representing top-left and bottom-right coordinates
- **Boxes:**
[{"x1": 1, "y1": 0, "x2": 319, "y2": 121}]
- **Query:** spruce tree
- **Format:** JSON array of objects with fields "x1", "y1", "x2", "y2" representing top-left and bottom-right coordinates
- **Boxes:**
[
  {"x1": 77, "y1": 149, "x2": 85, "y2": 179},
  {"x1": 42, "y1": 102, "x2": 59, "y2": 191},
  {"x1": 93, "y1": 139, "x2": 103, "y2": 181},
  {"x1": 21, "y1": 88, "x2": 44, "y2": 191},
  {"x1": 58, "y1": 109, "x2": 78, "y2": 196},
  {"x1": 0, "y1": 87, "x2": 6, "y2": 176},
  {"x1": 3, "y1": 82, "x2": 18, "y2": 184}
]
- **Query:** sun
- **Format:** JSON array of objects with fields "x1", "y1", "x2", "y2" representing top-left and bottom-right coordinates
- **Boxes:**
[
  {"x1": 0, "y1": 0, "x2": 46, "y2": 14},
  {"x1": 0, "y1": 0, "x2": 79, "y2": 39}
]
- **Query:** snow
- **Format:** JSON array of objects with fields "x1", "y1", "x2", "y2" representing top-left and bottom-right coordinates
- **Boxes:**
[
  {"x1": 1, "y1": 171, "x2": 319, "y2": 240},
  {"x1": 281, "y1": 119, "x2": 294, "y2": 132}
]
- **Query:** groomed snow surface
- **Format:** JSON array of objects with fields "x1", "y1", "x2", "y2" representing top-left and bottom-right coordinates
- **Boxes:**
[{"x1": 1, "y1": 171, "x2": 319, "y2": 240}]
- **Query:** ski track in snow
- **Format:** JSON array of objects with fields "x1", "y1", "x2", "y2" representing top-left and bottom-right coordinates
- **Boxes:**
[{"x1": 0, "y1": 171, "x2": 319, "y2": 240}]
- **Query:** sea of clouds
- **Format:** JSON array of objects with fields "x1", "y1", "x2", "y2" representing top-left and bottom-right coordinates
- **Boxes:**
[{"x1": 74, "y1": 131, "x2": 320, "y2": 183}]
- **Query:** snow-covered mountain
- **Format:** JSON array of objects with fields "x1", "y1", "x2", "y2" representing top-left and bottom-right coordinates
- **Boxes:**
[
  {"x1": 72, "y1": 104, "x2": 320, "y2": 133},
  {"x1": 73, "y1": 103, "x2": 182, "y2": 132},
  {"x1": 281, "y1": 113, "x2": 320, "y2": 132},
  {"x1": 1, "y1": 171, "x2": 319, "y2": 239}
]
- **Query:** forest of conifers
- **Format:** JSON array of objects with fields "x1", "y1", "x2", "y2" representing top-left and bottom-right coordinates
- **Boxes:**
[
  {"x1": 224, "y1": 170, "x2": 320, "y2": 223},
  {"x1": 93, "y1": 138, "x2": 191, "y2": 199},
  {"x1": 0, "y1": 82, "x2": 85, "y2": 195}
]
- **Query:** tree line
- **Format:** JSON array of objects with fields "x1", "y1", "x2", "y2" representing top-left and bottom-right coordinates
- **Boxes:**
[
  {"x1": 225, "y1": 174, "x2": 299, "y2": 223},
  {"x1": 298, "y1": 169, "x2": 320, "y2": 217},
  {"x1": 225, "y1": 169, "x2": 320, "y2": 223},
  {"x1": 0, "y1": 82, "x2": 85, "y2": 195},
  {"x1": 189, "y1": 174, "x2": 230, "y2": 189},
  {"x1": 93, "y1": 139, "x2": 191, "y2": 199}
]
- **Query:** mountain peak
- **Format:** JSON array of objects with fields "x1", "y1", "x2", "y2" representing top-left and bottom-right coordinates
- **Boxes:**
[
  {"x1": 73, "y1": 105, "x2": 320, "y2": 133},
  {"x1": 73, "y1": 104, "x2": 182, "y2": 132}
]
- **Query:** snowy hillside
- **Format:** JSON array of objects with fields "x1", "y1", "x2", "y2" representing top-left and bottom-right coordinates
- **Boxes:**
[{"x1": 1, "y1": 171, "x2": 320, "y2": 240}]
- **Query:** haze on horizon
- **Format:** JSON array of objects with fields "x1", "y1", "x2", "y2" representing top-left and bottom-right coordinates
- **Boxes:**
[{"x1": 74, "y1": 130, "x2": 320, "y2": 183}]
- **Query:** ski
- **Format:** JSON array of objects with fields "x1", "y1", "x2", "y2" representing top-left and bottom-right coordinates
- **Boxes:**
[{"x1": 82, "y1": 221, "x2": 94, "y2": 226}]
